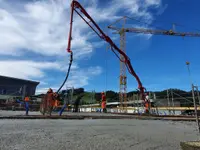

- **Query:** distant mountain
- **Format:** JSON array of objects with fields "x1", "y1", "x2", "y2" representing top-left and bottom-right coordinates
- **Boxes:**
[
  {"x1": 35, "y1": 88, "x2": 197, "y2": 107},
  {"x1": 58, "y1": 88, "x2": 197, "y2": 106}
]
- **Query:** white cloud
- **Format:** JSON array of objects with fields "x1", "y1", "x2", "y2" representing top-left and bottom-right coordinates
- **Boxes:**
[
  {"x1": 36, "y1": 66, "x2": 102, "y2": 94},
  {"x1": 112, "y1": 0, "x2": 162, "y2": 22},
  {"x1": 0, "y1": 0, "x2": 94, "y2": 57},
  {"x1": 0, "y1": 0, "x2": 165, "y2": 91},
  {"x1": 0, "y1": 0, "x2": 164, "y2": 57},
  {"x1": 40, "y1": 81, "x2": 48, "y2": 85},
  {"x1": 66, "y1": 66, "x2": 103, "y2": 87},
  {"x1": 0, "y1": 60, "x2": 63, "y2": 79},
  {"x1": 0, "y1": 59, "x2": 102, "y2": 94},
  {"x1": 145, "y1": 0, "x2": 161, "y2": 7},
  {"x1": 36, "y1": 87, "x2": 59, "y2": 94}
]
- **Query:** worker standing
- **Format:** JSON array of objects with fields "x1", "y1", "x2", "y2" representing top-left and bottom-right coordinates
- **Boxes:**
[
  {"x1": 144, "y1": 93, "x2": 150, "y2": 114},
  {"x1": 46, "y1": 88, "x2": 54, "y2": 116},
  {"x1": 101, "y1": 92, "x2": 107, "y2": 113},
  {"x1": 53, "y1": 92, "x2": 60, "y2": 110},
  {"x1": 24, "y1": 96, "x2": 30, "y2": 115}
]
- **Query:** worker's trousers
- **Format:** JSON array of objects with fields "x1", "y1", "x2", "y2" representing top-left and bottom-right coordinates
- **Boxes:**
[{"x1": 25, "y1": 102, "x2": 29, "y2": 115}]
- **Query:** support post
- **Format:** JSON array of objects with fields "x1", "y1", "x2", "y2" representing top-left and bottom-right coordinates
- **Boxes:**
[
  {"x1": 21, "y1": 85, "x2": 26, "y2": 108},
  {"x1": 137, "y1": 93, "x2": 139, "y2": 114},
  {"x1": 71, "y1": 87, "x2": 74, "y2": 101},
  {"x1": 167, "y1": 89, "x2": 171, "y2": 115},
  {"x1": 196, "y1": 86, "x2": 200, "y2": 105},
  {"x1": 186, "y1": 62, "x2": 200, "y2": 133},
  {"x1": 22, "y1": 85, "x2": 26, "y2": 100},
  {"x1": 171, "y1": 90, "x2": 175, "y2": 115},
  {"x1": 192, "y1": 84, "x2": 200, "y2": 133}
]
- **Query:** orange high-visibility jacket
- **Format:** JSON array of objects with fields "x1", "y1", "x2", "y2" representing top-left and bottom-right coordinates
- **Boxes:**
[
  {"x1": 101, "y1": 95, "x2": 106, "y2": 102},
  {"x1": 46, "y1": 92, "x2": 54, "y2": 107},
  {"x1": 25, "y1": 97, "x2": 30, "y2": 102},
  {"x1": 54, "y1": 100, "x2": 60, "y2": 107}
]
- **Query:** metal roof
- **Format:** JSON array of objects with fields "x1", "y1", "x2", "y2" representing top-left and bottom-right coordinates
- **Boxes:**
[
  {"x1": 0, "y1": 75, "x2": 40, "y2": 85},
  {"x1": 0, "y1": 94, "x2": 21, "y2": 100}
]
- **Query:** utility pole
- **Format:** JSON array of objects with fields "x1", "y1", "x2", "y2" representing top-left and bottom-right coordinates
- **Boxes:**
[{"x1": 167, "y1": 89, "x2": 171, "y2": 115}]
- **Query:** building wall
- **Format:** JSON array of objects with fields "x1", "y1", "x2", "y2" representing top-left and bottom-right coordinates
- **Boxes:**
[{"x1": 0, "y1": 76, "x2": 39, "y2": 96}]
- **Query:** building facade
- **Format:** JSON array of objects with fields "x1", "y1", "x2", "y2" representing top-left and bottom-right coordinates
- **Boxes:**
[{"x1": 0, "y1": 75, "x2": 40, "y2": 96}]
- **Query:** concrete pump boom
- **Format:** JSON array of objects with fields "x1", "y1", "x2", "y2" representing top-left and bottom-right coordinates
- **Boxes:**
[{"x1": 66, "y1": 0, "x2": 148, "y2": 111}]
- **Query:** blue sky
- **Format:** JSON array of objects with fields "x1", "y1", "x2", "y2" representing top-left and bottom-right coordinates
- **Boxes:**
[{"x1": 0, "y1": 0, "x2": 200, "y2": 93}]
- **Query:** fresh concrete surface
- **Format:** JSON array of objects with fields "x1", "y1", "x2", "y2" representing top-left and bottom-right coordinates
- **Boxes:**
[{"x1": 0, "y1": 118, "x2": 199, "y2": 150}]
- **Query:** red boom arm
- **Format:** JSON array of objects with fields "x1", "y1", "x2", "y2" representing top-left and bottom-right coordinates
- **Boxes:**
[{"x1": 67, "y1": 0, "x2": 146, "y2": 102}]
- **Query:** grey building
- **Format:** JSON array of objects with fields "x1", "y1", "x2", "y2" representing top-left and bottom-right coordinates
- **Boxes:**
[{"x1": 0, "y1": 75, "x2": 40, "y2": 96}]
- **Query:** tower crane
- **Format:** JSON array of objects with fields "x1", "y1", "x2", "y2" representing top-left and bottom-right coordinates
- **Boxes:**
[
  {"x1": 108, "y1": 16, "x2": 200, "y2": 111},
  {"x1": 108, "y1": 25, "x2": 200, "y2": 37}
]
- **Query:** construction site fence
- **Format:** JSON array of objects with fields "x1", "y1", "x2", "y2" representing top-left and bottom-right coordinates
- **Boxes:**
[
  {"x1": 78, "y1": 106, "x2": 200, "y2": 116},
  {"x1": 0, "y1": 102, "x2": 199, "y2": 116}
]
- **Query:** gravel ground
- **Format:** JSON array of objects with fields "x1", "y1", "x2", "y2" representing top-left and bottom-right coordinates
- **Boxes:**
[
  {"x1": 0, "y1": 110, "x2": 41, "y2": 116},
  {"x1": 0, "y1": 110, "x2": 130, "y2": 117},
  {"x1": 0, "y1": 119, "x2": 199, "y2": 150}
]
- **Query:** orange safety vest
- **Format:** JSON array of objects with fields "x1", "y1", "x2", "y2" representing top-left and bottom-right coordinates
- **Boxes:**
[
  {"x1": 25, "y1": 97, "x2": 30, "y2": 102},
  {"x1": 46, "y1": 92, "x2": 54, "y2": 107},
  {"x1": 102, "y1": 95, "x2": 106, "y2": 102},
  {"x1": 101, "y1": 101, "x2": 106, "y2": 109},
  {"x1": 54, "y1": 100, "x2": 60, "y2": 107}
]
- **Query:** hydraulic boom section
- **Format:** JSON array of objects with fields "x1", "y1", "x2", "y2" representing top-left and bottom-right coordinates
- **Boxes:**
[{"x1": 67, "y1": 0, "x2": 148, "y2": 112}]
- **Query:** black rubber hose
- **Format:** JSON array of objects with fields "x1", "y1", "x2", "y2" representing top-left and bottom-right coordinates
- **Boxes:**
[{"x1": 57, "y1": 52, "x2": 73, "y2": 93}]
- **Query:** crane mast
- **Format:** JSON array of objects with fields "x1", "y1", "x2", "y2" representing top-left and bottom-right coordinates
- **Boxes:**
[{"x1": 119, "y1": 18, "x2": 127, "y2": 112}]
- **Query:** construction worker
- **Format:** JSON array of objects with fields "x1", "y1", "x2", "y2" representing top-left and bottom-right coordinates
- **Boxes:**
[
  {"x1": 53, "y1": 92, "x2": 60, "y2": 110},
  {"x1": 25, "y1": 96, "x2": 30, "y2": 102},
  {"x1": 45, "y1": 88, "x2": 54, "y2": 116},
  {"x1": 24, "y1": 95, "x2": 30, "y2": 115},
  {"x1": 53, "y1": 100, "x2": 58, "y2": 109},
  {"x1": 101, "y1": 91, "x2": 107, "y2": 113},
  {"x1": 144, "y1": 93, "x2": 150, "y2": 114}
]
